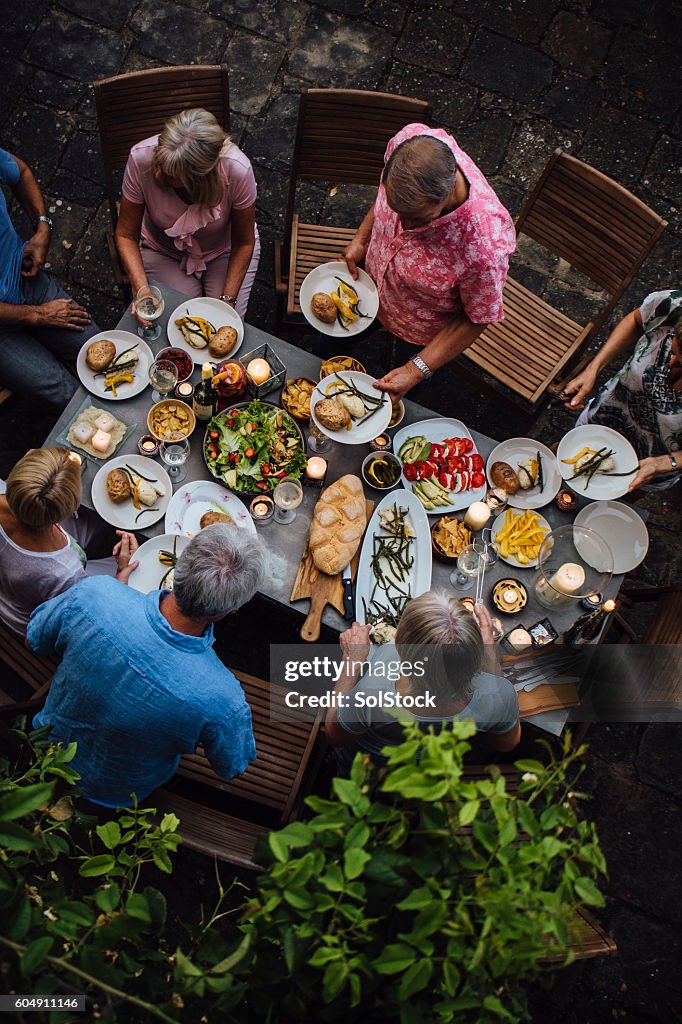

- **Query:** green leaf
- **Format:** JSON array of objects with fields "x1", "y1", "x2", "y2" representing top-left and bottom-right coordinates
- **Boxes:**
[
  {"x1": 499, "y1": 818, "x2": 517, "y2": 847},
  {"x1": 0, "y1": 820, "x2": 42, "y2": 851},
  {"x1": 54, "y1": 901, "x2": 92, "y2": 928},
  {"x1": 152, "y1": 849, "x2": 172, "y2": 873},
  {"x1": 0, "y1": 782, "x2": 54, "y2": 821},
  {"x1": 323, "y1": 960, "x2": 347, "y2": 1001},
  {"x1": 21, "y1": 937, "x2": 54, "y2": 976},
  {"x1": 344, "y1": 847, "x2": 370, "y2": 880},
  {"x1": 126, "y1": 892, "x2": 152, "y2": 923},
  {"x1": 145, "y1": 887, "x2": 167, "y2": 929},
  {"x1": 575, "y1": 876, "x2": 604, "y2": 907},
  {"x1": 483, "y1": 994, "x2": 516, "y2": 1020},
  {"x1": 309, "y1": 946, "x2": 342, "y2": 968},
  {"x1": 374, "y1": 943, "x2": 415, "y2": 975},
  {"x1": 160, "y1": 812, "x2": 180, "y2": 833},
  {"x1": 174, "y1": 948, "x2": 203, "y2": 978},
  {"x1": 79, "y1": 854, "x2": 116, "y2": 877},
  {"x1": 269, "y1": 832, "x2": 288, "y2": 863},
  {"x1": 442, "y1": 961, "x2": 461, "y2": 996},
  {"x1": 397, "y1": 888, "x2": 433, "y2": 911},
  {"x1": 279, "y1": 821, "x2": 313, "y2": 847},
  {"x1": 320, "y1": 864, "x2": 344, "y2": 892},
  {"x1": 209, "y1": 934, "x2": 251, "y2": 975},
  {"x1": 515, "y1": 759, "x2": 544, "y2": 774},
  {"x1": 459, "y1": 800, "x2": 480, "y2": 826},
  {"x1": 94, "y1": 883, "x2": 121, "y2": 914},
  {"x1": 398, "y1": 958, "x2": 433, "y2": 1001},
  {"x1": 345, "y1": 821, "x2": 370, "y2": 850},
  {"x1": 96, "y1": 821, "x2": 121, "y2": 850},
  {"x1": 332, "y1": 777, "x2": 370, "y2": 816}
]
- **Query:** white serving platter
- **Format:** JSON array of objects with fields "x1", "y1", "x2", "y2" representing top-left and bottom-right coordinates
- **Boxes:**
[{"x1": 393, "y1": 416, "x2": 487, "y2": 513}]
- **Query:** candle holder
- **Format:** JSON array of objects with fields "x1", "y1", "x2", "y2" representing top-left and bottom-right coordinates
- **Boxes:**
[
  {"x1": 581, "y1": 592, "x2": 603, "y2": 610},
  {"x1": 307, "y1": 419, "x2": 333, "y2": 455},
  {"x1": 137, "y1": 434, "x2": 160, "y2": 457},
  {"x1": 502, "y1": 626, "x2": 534, "y2": 653},
  {"x1": 369, "y1": 433, "x2": 392, "y2": 453},
  {"x1": 249, "y1": 495, "x2": 275, "y2": 525},
  {"x1": 175, "y1": 380, "x2": 194, "y2": 402},
  {"x1": 555, "y1": 486, "x2": 580, "y2": 513},
  {"x1": 485, "y1": 487, "x2": 508, "y2": 514},
  {"x1": 239, "y1": 344, "x2": 286, "y2": 399},
  {"x1": 528, "y1": 618, "x2": 559, "y2": 647},
  {"x1": 492, "y1": 578, "x2": 528, "y2": 615},
  {"x1": 305, "y1": 457, "x2": 328, "y2": 489},
  {"x1": 534, "y1": 524, "x2": 613, "y2": 610}
]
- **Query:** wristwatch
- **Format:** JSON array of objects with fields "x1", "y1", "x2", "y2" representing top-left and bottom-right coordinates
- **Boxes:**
[
  {"x1": 34, "y1": 215, "x2": 53, "y2": 230},
  {"x1": 410, "y1": 354, "x2": 433, "y2": 379},
  {"x1": 220, "y1": 293, "x2": 238, "y2": 306}
]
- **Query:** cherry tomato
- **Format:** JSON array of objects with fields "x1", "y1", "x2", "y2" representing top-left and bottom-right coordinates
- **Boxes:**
[
  {"x1": 422, "y1": 462, "x2": 434, "y2": 479},
  {"x1": 228, "y1": 451, "x2": 238, "y2": 462},
  {"x1": 445, "y1": 455, "x2": 460, "y2": 473},
  {"x1": 209, "y1": 430, "x2": 219, "y2": 440},
  {"x1": 261, "y1": 464, "x2": 271, "y2": 476},
  {"x1": 461, "y1": 438, "x2": 474, "y2": 453},
  {"x1": 244, "y1": 447, "x2": 255, "y2": 458},
  {"x1": 472, "y1": 471, "x2": 486, "y2": 488},
  {"x1": 403, "y1": 463, "x2": 418, "y2": 482},
  {"x1": 225, "y1": 419, "x2": 234, "y2": 427},
  {"x1": 207, "y1": 445, "x2": 218, "y2": 459},
  {"x1": 256, "y1": 480, "x2": 269, "y2": 491},
  {"x1": 413, "y1": 461, "x2": 427, "y2": 480},
  {"x1": 251, "y1": 423, "x2": 258, "y2": 431}
]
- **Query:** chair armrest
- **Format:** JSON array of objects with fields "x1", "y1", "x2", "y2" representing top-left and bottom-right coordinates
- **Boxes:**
[
  {"x1": 105, "y1": 230, "x2": 132, "y2": 299},
  {"x1": 274, "y1": 239, "x2": 288, "y2": 296}
]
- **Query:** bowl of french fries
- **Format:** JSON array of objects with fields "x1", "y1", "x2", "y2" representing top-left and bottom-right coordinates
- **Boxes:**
[
  {"x1": 280, "y1": 377, "x2": 317, "y2": 421},
  {"x1": 431, "y1": 515, "x2": 473, "y2": 562},
  {"x1": 491, "y1": 508, "x2": 550, "y2": 568},
  {"x1": 147, "y1": 399, "x2": 196, "y2": 442}
]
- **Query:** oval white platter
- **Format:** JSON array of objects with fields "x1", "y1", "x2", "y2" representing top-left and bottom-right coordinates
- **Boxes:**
[{"x1": 393, "y1": 416, "x2": 487, "y2": 513}]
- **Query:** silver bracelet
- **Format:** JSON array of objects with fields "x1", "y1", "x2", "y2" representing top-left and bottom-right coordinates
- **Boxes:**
[
  {"x1": 411, "y1": 354, "x2": 433, "y2": 379},
  {"x1": 670, "y1": 453, "x2": 678, "y2": 472},
  {"x1": 220, "y1": 293, "x2": 237, "y2": 306}
]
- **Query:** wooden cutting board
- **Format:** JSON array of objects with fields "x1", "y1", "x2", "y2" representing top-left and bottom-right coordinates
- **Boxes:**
[{"x1": 290, "y1": 499, "x2": 374, "y2": 643}]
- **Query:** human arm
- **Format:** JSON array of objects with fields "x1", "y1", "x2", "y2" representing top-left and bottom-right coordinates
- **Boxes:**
[
  {"x1": 114, "y1": 197, "x2": 149, "y2": 296},
  {"x1": 9, "y1": 154, "x2": 50, "y2": 278},
  {"x1": 201, "y1": 702, "x2": 256, "y2": 779},
  {"x1": 0, "y1": 297, "x2": 91, "y2": 329},
  {"x1": 628, "y1": 452, "x2": 680, "y2": 491},
  {"x1": 471, "y1": 605, "x2": 520, "y2": 751},
  {"x1": 324, "y1": 622, "x2": 372, "y2": 747},
  {"x1": 26, "y1": 588, "x2": 73, "y2": 657},
  {"x1": 343, "y1": 206, "x2": 376, "y2": 281},
  {"x1": 220, "y1": 203, "x2": 256, "y2": 302},
  {"x1": 112, "y1": 531, "x2": 139, "y2": 584},
  {"x1": 473, "y1": 604, "x2": 502, "y2": 677},
  {"x1": 562, "y1": 309, "x2": 643, "y2": 410}
]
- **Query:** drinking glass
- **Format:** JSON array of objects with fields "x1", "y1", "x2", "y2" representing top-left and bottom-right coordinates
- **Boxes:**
[
  {"x1": 450, "y1": 537, "x2": 499, "y2": 591},
  {"x1": 149, "y1": 359, "x2": 178, "y2": 402},
  {"x1": 160, "y1": 433, "x2": 190, "y2": 484},
  {"x1": 273, "y1": 475, "x2": 303, "y2": 524},
  {"x1": 134, "y1": 284, "x2": 165, "y2": 342},
  {"x1": 307, "y1": 418, "x2": 332, "y2": 455}
]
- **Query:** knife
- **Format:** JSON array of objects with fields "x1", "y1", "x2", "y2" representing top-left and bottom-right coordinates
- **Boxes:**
[{"x1": 341, "y1": 562, "x2": 354, "y2": 621}]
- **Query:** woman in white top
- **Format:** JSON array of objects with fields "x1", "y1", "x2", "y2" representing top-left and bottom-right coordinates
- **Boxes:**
[{"x1": 0, "y1": 447, "x2": 138, "y2": 636}]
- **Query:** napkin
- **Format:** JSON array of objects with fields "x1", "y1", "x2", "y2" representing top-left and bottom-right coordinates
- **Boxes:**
[{"x1": 516, "y1": 682, "x2": 580, "y2": 717}]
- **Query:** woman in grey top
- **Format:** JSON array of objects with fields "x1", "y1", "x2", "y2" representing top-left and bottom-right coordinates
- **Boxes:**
[
  {"x1": 325, "y1": 590, "x2": 520, "y2": 768},
  {"x1": 0, "y1": 447, "x2": 138, "y2": 636}
]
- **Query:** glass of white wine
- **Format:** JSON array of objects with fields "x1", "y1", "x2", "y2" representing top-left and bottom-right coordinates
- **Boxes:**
[
  {"x1": 160, "y1": 432, "x2": 190, "y2": 484},
  {"x1": 149, "y1": 359, "x2": 178, "y2": 402},
  {"x1": 450, "y1": 537, "x2": 499, "y2": 591},
  {"x1": 134, "y1": 284, "x2": 165, "y2": 342},
  {"x1": 273, "y1": 475, "x2": 303, "y2": 524}
]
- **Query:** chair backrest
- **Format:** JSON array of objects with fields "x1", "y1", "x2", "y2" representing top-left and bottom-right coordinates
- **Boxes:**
[
  {"x1": 517, "y1": 149, "x2": 667, "y2": 303},
  {"x1": 177, "y1": 670, "x2": 322, "y2": 823},
  {"x1": 285, "y1": 88, "x2": 432, "y2": 237},
  {"x1": 93, "y1": 65, "x2": 231, "y2": 229}
]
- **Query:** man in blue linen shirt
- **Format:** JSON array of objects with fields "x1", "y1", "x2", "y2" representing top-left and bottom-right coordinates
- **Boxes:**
[
  {"x1": 29, "y1": 524, "x2": 266, "y2": 808},
  {"x1": 0, "y1": 147, "x2": 99, "y2": 409}
]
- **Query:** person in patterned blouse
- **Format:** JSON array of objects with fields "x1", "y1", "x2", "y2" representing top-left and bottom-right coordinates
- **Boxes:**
[
  {"x1": 563, "y1": 289, "x2": 682, "y2": 491},
  {"x1": 343, "y1": 123, "x2": 516, "y2": 400}
]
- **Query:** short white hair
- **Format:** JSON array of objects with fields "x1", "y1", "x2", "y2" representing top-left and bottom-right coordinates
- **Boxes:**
[
  {"x1": 173, "y1": 524, "x2": 266, "y2": 619},
  {"x1": 383, "y1": 135, "x2": 457, "y2": 213}
]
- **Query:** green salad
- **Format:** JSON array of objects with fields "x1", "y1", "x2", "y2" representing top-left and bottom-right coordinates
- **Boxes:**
[{"x1": 204, "y1": 400, "x2": 307, "y2": 493}]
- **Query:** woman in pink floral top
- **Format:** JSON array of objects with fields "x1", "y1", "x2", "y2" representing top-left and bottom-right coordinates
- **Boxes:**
[
  {"x1": 116, "y1": 109, "x2": 259, "y2": 318},
  {"x1": 344, "y1": 123, "x2": 516, "y2": 400}
]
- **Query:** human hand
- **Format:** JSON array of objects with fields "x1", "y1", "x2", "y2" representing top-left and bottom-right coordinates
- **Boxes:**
[
  {"x1": 21, "y1": 234, "x2": 50, "y2": 278},
  {"x1": 113, "y1": 530, "x2": 139, "y2": 584},
  {"x1": 342, "y1": 236, "x2": 368, "y2": 280},
  {"x1": 36, "y1": 298, "x2": 92, "y2": 331},
  {"x1": 561, "y1": 366, "x2": 598, "y2": 410},
  {"x1": 340, "y1": 622, "x2": 371, "y2": 663},
  {"x1": 374, "y1": 361, "x2": 423, "y2": 402},
  {"x1": 473, "y1": 603, "x2": 496, "y2": 645},
  {"x1": 627, "y1": 457, "x2": 659, "y2": 492}
]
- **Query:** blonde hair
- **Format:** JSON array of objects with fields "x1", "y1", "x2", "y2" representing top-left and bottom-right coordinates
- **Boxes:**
[
  {"x1": 395, "y1": 590, "x2": 484, "y2": 700},
  {"x1": 6, "y1": 447, "x2": 81, "y2": 530},
  {"x1": 153, "y1": 108, "x2": 228, "y2": 207}
]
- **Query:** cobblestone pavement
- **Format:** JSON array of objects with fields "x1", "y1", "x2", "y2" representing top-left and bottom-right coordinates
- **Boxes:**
[{"x1": 1, "y1": 1, "x2": 681, "y2": 1020}]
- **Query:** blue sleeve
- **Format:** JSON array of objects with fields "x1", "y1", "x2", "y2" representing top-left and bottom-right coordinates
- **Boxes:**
[
  {"x1": 487, "y1": 676, "x2": 520, "y2": 735},
  {"x1": 27, "y1": 588, "x2": 74, "y2": 656},
  {"x1": 0, "y1": 149, "x2": 20, "y2": 187},
  {"x1": 200, "y1": 702, "x2": 256, "y2": 779}
]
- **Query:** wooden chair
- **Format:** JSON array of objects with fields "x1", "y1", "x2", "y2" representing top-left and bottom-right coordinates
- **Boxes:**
[
  {"x1": 0, "y1": 620, "x2": 56, "y2": 720},
  {"x1": 93, "y1": 65, "x2": 231, "y2": 299},
  {"x1": 151, "y1": 670, "x2": 324, "y2": 870},
  {"x1": 275, "y1": 88, "x2": 431, "y2": 325},
  {"x1": 462, "y1": 149, "x2": 667, "y2": 413}
]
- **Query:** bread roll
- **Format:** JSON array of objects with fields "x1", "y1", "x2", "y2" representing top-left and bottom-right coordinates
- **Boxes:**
[
  {"x1": 200, "y1": 511, "x2": 232, "y2": 528},
  {"x1": 107, "y1": 468, "x2": 131, "y2": 503},
  {"x1": 314, "y1": 398, "x2": 351, "y2": 431},
  {"x1": 86, "y1": 340, "x2": 116, "y2": 372},
  {"x1": 309, "y1": 475, "x2": 366, "y2": 576},
  {"x1": 208, "y1": 326, "x2": 238, "y2": 358},
  {"x1": 490, "y1": 461, "x2": 520, "y2": 495}
]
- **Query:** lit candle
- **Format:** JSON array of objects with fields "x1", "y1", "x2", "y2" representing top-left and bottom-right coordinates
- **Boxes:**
[
  {"x1": 502, "y1": 587, "x2": 518, "y2": 607},
  {"x1": 175, "y1": 381, "x2": 194, "y2": 400},
  {"x1": 464, "y1": 501, "x2": 491, "y2": 531},
  {"x1": 246, "y1": 358, "x2": 271, "y2": 385},
  {"x1": 249, "y1": 495, "x2": 274, "y2": 523},
  {"x1": 306, "y1": 457, "x2": 327, "y2": 480},
  {"x1": 506, "y1": 627, "x2": 533, "y2": 652},
  {"x1": 555, "y1": 488, "x2": 579, "y2": 512},
  {"x1": 549, "y1": 562, "x2": 585, "y2": 596},
  {"x1": 486, "y1": 487, "x2": 508, "y2": 512},
  {"x1": 138, "y1": 434, "x2": 159, "y2": 456},
  {"x1": 370, "y1": 434, "x2": 391, "y2": 452},
  {"x1": 254, "y1": 502, "x2": 269, "y2": 516}
]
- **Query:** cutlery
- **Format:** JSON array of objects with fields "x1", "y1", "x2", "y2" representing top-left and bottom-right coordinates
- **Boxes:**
[{"x1": 341, "y1": 562, "x2": 354, "y2": 620}]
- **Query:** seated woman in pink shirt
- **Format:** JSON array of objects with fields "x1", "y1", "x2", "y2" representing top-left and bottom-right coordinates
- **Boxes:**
[{"x1": 115, "y1": 108, "x2": 259, "y2": 318}]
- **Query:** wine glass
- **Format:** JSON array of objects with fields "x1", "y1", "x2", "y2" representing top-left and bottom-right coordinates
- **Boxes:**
[
  {"x1": 160, "y1": 433, "x2": 190, "y2": 484},
  {"x1": 450, "y1": 537, "x2": 499, "y2": 591},
  {"x1": 149, "y1": 359, "x2": 178, "y2": 402},
  {"x1": 273, "y1": 475, "x2": 303, "y2": 524},
  {"x1": 307, "y1": 418, "x2": 332, "y2": 455},
  {"x1": 134, "y1": 284, "x2": 165, "y2": 342}
]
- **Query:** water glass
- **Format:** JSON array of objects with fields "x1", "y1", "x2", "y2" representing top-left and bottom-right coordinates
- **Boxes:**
[
  {"x1": 149, "y1": 359, "x2": 178, "y2": 402},
  {"x1": 160, "y1": 433, "x2": 190, "y2": 484},
  {"x1": 273, "y1": 475, "x2": 303, "y2": 524},
  {"x1": 134, "y1": 284, "x2": 165, "y2": 342}
]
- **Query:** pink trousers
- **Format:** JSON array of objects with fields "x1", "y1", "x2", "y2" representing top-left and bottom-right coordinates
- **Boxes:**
[{"x1": 141, "y1": 235, "x2": 261, "y2": 319}]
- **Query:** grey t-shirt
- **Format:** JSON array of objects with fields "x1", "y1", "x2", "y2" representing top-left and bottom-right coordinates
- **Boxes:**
[{"x1": 337, "y1": 642, "x2": 518, "y2": 764}]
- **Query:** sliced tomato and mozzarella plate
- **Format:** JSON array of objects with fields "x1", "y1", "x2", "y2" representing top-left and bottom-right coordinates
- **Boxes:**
[{"x1": 393, "y1": 417, "x2": 487, "y2": 513}]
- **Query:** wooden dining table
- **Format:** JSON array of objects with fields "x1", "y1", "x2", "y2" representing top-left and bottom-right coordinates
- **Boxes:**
[{"x1": 45, "y1": 283, "x2": 644, "y2": 737}]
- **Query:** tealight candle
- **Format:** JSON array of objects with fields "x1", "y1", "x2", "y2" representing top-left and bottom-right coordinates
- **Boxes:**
[
  {"x1": 581, "y1": 592, "x2": 603, "y2": 610},
  {"x1": 549, "y1": 562, "x2": 585, "y2": 596},
  {"x1": 464, "y1": 501, "x2": 491, "y2": 531},
  {"x1": 138, "y1": 434, "x2": 159, "y2": 457},
  {"x1": 506, "y1": 627, "x2": 533, "y2": 652},
  {"x1": 306, "y1": 457, "x2": 327, "y2": 479},
  {"x1": 246, "y1": 358, "x2": 271, "y2": 385},
  {"x1": 369, "y1": 434, "x2": 391, "y2": 453},
  {"x1": 486, "y1": 487, "x2": 508, "y2": 513},
  {"x1": 502, "y1": 587, "x2": 518, "y2": 607},
  {"x1": 555, "y1": 488, "x2": 579, "y2": 513},
  {"x1": 249, "y1": 495, "x2": 274, "y2": 524},
  {"x1": 175, "y1": 381, "x2": 194, "y2": 401}
]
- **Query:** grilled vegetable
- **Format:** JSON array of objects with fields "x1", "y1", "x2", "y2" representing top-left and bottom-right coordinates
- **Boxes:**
[{"x1": 175, "y1": 314, "x2": 215, "y2": 349}]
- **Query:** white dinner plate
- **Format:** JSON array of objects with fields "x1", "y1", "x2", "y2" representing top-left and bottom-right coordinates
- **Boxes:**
[
  {"x1": 486, "y1": 438, "x2": 561, "y2": 509},
  {"x1": 491, "y1": 508, "x2": 551, "y2": 569},
  {"x1": 574, "y1": 501, "x2": 649, "y2": 574},
  {"x1": 166, "y1": 297, "x2": 244, "y2": 365},
  {"x1": 310, "y1": 371, "x2": 391, "y2": 445},
  {"x1": 91, "y1": 455, "x2": 171, "y2": 530},
  {"x1": 77, "y1": 331, "x2": 153, "y2": 401},
  {"x1": 392, "y1": 416, "x2": 487, "y2": 513},
  {"x1": 355, "y1": 491, "x2": 432, "y2": 628},
  {"x1": 164, "y1": 480, "x2": 256, "y2": 538},
  {"x1": 299, "y1": 261, "x2": 379, "y2": 337},
  {"x1": 128, "y1": 534, "x2": 190, "y2": 594},
  {"x1": 557, "y1": 425, "x2": 638, "y2": 500}
]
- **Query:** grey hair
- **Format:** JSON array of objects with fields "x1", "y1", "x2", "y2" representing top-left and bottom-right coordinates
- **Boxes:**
[
  {"x1": 153, "y1": 108, "x2": 228, "y2": 207},
  {"x1": 172, "y1": 524, "x2": 266, "y2": 620},
  {"x1": 395, "y1": 590, "x2": 484, "y2": 700},
  {"x1": 382, "y1": 135, "x2": 457, "y2": 213}
]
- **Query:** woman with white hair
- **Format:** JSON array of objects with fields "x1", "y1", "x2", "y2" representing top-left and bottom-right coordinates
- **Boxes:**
[
  {"x1": 325, "y1": 590, "x2": 520, "y2": 767},
  {"x1": 115, "y1": 108, "x2": 259, "y2": 317}
]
